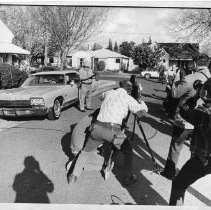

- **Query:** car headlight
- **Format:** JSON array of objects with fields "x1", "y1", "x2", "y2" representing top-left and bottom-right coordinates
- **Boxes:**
[{"x1": 30, "y1": 98, "x2": 45, "y2": 106}]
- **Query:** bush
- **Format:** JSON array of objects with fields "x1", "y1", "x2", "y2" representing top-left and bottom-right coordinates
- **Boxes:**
[{"x1": 0, "y1": 64, "x2": 28, "y2": 89}]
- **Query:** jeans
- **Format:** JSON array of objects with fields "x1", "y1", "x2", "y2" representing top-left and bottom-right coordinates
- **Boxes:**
[
  {"x1": 169, "y1": 156, "x2": 211, "y2": 205},
  {"x1": 72, "y1": 123, "x2": 133, "y2": 178},
  {"x1": 163, "y1": 125, "x2": 193, "y2": 177}
]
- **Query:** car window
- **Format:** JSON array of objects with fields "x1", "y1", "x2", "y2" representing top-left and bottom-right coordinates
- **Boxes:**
[
  {"x1": 22, "y1": 74, "x2": 65, "y2": 86},
  {"x1": 65, "y1": 73, "x2": 80, "y2": 84}
]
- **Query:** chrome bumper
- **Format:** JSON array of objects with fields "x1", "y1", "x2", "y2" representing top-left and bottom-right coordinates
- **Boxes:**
[{"x1": 0, "y1": 107, "x2": 48, "y2": 117}]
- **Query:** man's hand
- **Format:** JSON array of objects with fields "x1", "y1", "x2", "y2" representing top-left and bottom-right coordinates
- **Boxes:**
[{"x1": 135, "y1": 110, "x2": 147, "y2": 119}]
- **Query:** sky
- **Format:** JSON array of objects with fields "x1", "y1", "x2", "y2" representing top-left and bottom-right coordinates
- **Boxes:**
[{"x1": 89, "y1": 7, "x2": 176, "y2": 47}]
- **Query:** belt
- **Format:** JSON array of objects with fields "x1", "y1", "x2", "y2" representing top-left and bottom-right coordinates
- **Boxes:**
[
  {"x1": 82, "y1": 82, "x2": 92, "y2": 85},
  {"x1": 95, "y1": 120, "x2": 121, "y2": 132}
]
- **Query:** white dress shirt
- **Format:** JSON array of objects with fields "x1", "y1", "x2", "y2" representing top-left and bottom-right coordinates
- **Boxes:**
[{"x1": 97, "y1": 88, "x2": 148, "y2": 125}]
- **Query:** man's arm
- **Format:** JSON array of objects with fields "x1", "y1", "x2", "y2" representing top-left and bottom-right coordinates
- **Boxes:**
[
  {"x1": 127, "y1": 94, "x2": 148, "y2": 116},
  {"x1": 171, "y1": 80, "x2": 189, "y2": 98}
]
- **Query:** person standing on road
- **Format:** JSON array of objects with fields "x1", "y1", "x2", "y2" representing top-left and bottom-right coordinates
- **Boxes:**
[
  {"x1": 78, "y1": 59, "x2": 95, "y2": 112},
  {"x1": 67, "y1": 80, "x2": 148, "y2": 186},
  {"x1": 169, "y1": 83, "x2": 211, "y2": 205},
  {"x1": 158, "y1": 59, "x2": 167, "y2": 84},
  {"x1": 122, "y1": 75, "x2": 143, "y2": 129},
  {"x1": 161, "y1": 53, "x2": 211, "y2": 180}
]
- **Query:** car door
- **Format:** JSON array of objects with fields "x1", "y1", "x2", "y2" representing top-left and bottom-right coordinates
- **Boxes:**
[{"x1": 65, "y1": 73, "x2": 79, "y2": 103}]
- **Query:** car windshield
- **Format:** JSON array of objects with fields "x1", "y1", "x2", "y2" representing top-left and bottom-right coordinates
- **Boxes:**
[{"x1": 22, "y1": 74, "x2": 65, "y2": 87}]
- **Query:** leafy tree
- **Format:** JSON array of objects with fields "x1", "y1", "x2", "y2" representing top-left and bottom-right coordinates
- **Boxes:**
[
  {"x1": 114, "y1": 41, "x2": 118, "y2": 52},
  {"x1": 167, "y1": 9, "x2": 211, "y2": 44},
  {"x1": 132, "y1": 43, "x2": 164, "y2": 70},
  {"x1": 37, "y1": 6, "x2": 108, "y2": 70},
  {"x1": 148, "y1": 36, "x2": 152, "y2": 44},
  {"x1": 0, "y1": 6, "x2": 46, "y2": 65},
  {"x1": 92, "y1": 42, "x2": 103, "y2": 51},
  {"x1": 107, "y1": 38, "x2": 113, "y2": 51},
  {"x1": 119, "y1": 41, "x2": 135, "y2": 57}
]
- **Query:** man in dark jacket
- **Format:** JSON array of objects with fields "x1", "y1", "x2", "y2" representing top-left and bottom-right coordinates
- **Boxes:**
[
  {"x1": 169, "y1": 83, "x2": 211, "y2": 205},
  {"x1": 161, "y1": 53, "x2": 211, "y2": 180}
]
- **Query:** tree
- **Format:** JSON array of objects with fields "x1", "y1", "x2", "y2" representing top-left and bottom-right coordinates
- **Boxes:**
[
  {"x1": 107, "y1": 38, "x2": 113, "y2": 51},
  {"x1": 148, "y1": 36, "x2": 152, "y2": 44},
  {"x1": 92, "y1": 42, "x2": 103, "y2": 51},
  {"x1": 132, "y1": 43, "x2": 164, "y2": 70},
  {"x1": 167, "y1": 9, "x2": 211, "y2": 44},
  {"x1": 37, "y1": 6, "x2": 108, "y2": 70},
  {"x1": 119, "y1": 41, "x2": 135, "y2": 58},
  {"x1": 0, "y1": 6, "x2": 46, "y2": 65},
  {"x1": 114, "y1": 41, "x2": 118, "y2": 52}
]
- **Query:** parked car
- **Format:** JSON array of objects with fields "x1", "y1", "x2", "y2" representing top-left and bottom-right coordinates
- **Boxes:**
[
  {"x1": 0, "y1": 70, "x2": 117, "y2": 120},
  {"x1": 140, "y1": 69, "x2": 167, "y2": 79}
]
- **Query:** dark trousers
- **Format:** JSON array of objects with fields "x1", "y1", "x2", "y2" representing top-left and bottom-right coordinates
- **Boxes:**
[
  {"x1": 72, "y1": 123, "x2": 133, "y2": 177},
  {"x1": 163, "y1": 126, "x2": 193, "y2": 177},
  {"x1": 169, "y1": 156, "x2": 211, "y2": 205}
]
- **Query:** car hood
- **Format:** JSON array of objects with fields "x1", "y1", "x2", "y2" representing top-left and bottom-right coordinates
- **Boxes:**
[{"x1": 0, "y1": 86, "x2": 62, "y2": 100}]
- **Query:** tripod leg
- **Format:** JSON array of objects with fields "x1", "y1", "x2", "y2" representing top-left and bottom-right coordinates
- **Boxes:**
[{"x1": 136, "y1": 117, "x2": 161, "y2": 173}]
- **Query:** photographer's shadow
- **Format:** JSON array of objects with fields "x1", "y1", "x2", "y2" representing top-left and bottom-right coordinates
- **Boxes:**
[
  {"x1": 12, "y1": 156, "x2": 54, "y2": 203},
  {"x1": 111, "y1": 129, "x2": 168, "y2": 205}
]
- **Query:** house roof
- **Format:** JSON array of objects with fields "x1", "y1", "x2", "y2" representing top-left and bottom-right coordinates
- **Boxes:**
[
  {"x1": 158, "y1": 43, "x2": 199, "y2": 60},
  {"x1": 0, "y1": 19, "x2": 14, "y2": 43},
  {"x1": 0, "y1": 41, "x2": 30, "y2": 55},
  {"x1": 89, "y1": 49, "x2": 129, "y2": 59}
]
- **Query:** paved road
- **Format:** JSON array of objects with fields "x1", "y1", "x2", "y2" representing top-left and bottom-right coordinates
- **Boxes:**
[{"x1": 0, "y1": 77, "x2": 210, "y2": 206}]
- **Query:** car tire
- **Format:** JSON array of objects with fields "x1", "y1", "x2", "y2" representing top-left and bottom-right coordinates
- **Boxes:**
[
  {"x1": 144, "y1": 74, "x2": 151, "y2": 79},
  {"x1": 48, "y1": 99, "x2": 62, "y2": 120}
]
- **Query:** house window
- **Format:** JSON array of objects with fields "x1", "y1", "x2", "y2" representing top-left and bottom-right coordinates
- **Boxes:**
[
  {"x1": 49, "y1": 57, "x2": 54, "y2": 63},
  {"x1": 116, "y1": 58, "x2": 120, "y2": 63}
]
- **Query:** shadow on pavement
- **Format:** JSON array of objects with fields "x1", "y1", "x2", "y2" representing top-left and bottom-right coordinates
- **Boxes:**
[
  {"x1": 12, "y1": 156, "x2": 54, "y2": 203},
  {"x1": 112, "y1": 129, "x2": 168, "y2": 205},
  {"x1": 111, "y1": 129, "x2": 211, "y2": 206},
  {"x1": 0, "y1": 115, "x2": 46, "y2": 121}
]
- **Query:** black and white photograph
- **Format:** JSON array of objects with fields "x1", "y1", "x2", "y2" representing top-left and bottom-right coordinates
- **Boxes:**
[{"x1": 0, "y1": 1, "x2": 210, "y2": 209}]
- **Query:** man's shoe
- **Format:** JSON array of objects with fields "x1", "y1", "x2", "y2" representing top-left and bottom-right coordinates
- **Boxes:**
[
  {"x1": 160, "y1": 170, "x2": 175, "y2": 180},
  {"x1": 86, "y1": 108, "x2": 94, "y2": 110},
  {"x1": 79, "y1": 109, "x2": 86, "y2": 112},
  {"x1": 67, "y1": 174, "x2": 77, "y2": 184},
  {"x1": 123, "y1": 174, "x2": 139, "y2": 186}
]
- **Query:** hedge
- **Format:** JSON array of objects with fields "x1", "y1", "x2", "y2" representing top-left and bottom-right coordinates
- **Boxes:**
[{"x1": 0, "y1": 64, "x2": 28, "y2": 89}]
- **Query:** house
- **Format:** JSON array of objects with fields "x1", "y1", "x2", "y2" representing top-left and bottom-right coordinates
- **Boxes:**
[
  {"x1": 0, "y1": 19, "x2": 30, "y2": 65},
  {"x1": 158, "y1": 43, "x2": 199, "y2": 72},
  {"x1": 66, "y1": 49, "x2": 129, "y2": 71}
]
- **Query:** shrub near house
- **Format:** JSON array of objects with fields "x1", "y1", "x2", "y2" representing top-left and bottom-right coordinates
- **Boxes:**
[{"x1": 0, "y1": 64, "x2": 28, "y2": 89}]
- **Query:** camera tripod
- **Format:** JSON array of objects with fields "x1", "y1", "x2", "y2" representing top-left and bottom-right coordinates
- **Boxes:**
[{"x1": 101, "y1": 114, "x2": 162, "y2": 180}]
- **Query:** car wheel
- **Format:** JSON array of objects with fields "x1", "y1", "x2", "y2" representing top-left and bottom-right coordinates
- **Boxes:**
[
  {"x1": 144, "y1": 74, "x2": 151, "y2": 79},
  {"x1": 48, "y1": 99, "x2": 62, "y2": 120}
]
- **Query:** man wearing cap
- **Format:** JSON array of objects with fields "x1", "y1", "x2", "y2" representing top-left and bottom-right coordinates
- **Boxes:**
[
  {"x1": 161, "y1": 53, "x2": 211, "y2": 180},
  {"x1": 78, "y1": 59, "x2": 95, "y2": 112},
  {"x1": 67, "y1": 80, "x2": 148, "y2": 185},
  {"x1": 169, "y1": 81, "x2": 211, "y2": 205}
]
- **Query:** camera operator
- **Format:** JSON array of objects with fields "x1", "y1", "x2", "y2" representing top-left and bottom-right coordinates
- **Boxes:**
[
  {"x1": 67, "y1": 80, "x2": 148, "y2": 186},
  {"x1": 169, "y1": 80, "x2": 211, "y2": 205},
  {"x1": 161, "y1": 53, "x2": 211, "y2": 180}
]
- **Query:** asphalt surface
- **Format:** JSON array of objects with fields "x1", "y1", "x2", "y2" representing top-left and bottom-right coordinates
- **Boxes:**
[{"x1": 0, "y1": 76, "x2": 210, "y2": 206}]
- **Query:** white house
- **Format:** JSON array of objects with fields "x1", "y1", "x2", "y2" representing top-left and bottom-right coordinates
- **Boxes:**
[
  {"x1": 66, "y1": 49, "x2": 129, "y2": 71},
  {"x1": 0, "y1": 19, "x2": 30, "y2": 65}
]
